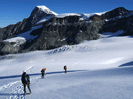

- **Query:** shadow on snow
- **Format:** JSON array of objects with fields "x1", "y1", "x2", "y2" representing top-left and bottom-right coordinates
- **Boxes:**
[
  {"x1": 0, "y1": 67, "x2": 133, "y2": 96},
  {"x1": 0, "y1": 70, "x2": 85, "y2": 96},
  {"x1": 119, "y1": 61, "x2": 133, "y2": 67},
  {"x1": 0, "y1": 70, "x2": 85, "y2": 80}
]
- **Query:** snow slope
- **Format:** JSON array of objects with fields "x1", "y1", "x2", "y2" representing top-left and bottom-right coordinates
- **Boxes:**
[
  {"x1": 3, "y1": 37, "x2": 26, "y2": 46},
  {"x1": 18, "y1": 25, "x2": 42, "y2": 41},
  {"x1": 35, "y1": 15, "x2": 53, "y2": 25},
  {"x1": 55, "y1": 13, "x2": 80, "y2": 18},
  {"x1": 3, "y1": 25, "x2": 43, "y2": 45},
  {"x1": 0, "y1": 34, "x2": 133, "y2": 99}
]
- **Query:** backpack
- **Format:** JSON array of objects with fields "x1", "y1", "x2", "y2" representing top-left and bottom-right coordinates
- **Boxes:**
[
  {"x1": 26, "y1": 74, "x2": 30, "y2": 83},
  {"x1": 64, "y1": 66, "x2": 67, "y2": 70},
  {"x1": 41, "y1": 69, "x2": 44, "y2": 73}
]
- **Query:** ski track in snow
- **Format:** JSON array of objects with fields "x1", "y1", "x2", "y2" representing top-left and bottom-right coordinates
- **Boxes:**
[
  {"x1": 0, "y1": 66, "x2": 69, "y2": 99},
  {"x1": 0, "y1": 76, "x2": 40, "y2": 99},
  {"x1": 8, "y1": 84, "x2": 24, "y2": 99},
  {"x1": 0, "y1": 65, "x2": 38, "y2": 99},
  {"x1": 0, "y1": 80, "x2": 25, "y2": 99},
  {"x1": 0, "y1": 81, "x2": 19, "y2": 92}
]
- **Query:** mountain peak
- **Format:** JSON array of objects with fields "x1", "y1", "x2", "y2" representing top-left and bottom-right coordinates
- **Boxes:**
[
  {"x1": 113, "y1": 7, "x2": 129, "y2": 13},
  {"x1": 36, "y1": 5, "x2": 58, "y2": 15},
  {"x1": 29, "y1": 5, "x2": 58, "y2": 25}
]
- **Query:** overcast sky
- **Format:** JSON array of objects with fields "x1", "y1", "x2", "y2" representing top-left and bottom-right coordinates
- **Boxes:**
[{"x1": 0, "y1": 0, "x2": 133, "y2": 27}]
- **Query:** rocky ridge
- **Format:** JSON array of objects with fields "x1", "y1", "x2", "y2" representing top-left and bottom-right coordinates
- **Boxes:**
[{"x1": 0, "y1": 6, "x2": 133, "y2": 55}]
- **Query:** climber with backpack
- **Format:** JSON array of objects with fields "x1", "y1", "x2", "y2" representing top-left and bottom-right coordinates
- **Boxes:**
[
  {"x1": 64, "y1": 65, "x2": 67, "y2": 73},
  {"x1": 41, "y1": 68, "x2": 47, "y2": 78},
  {"x1": 21, "y1": 71, "x2": 31, "y2": 95}
]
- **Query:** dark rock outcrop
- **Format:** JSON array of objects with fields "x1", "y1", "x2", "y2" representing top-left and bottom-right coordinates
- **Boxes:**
[
  {"x1": 90, "y1": 7, "x2": 133, "y2": 35},
  {"x1": 0, "y1": 41, "x2": 21, "y2": 55}
]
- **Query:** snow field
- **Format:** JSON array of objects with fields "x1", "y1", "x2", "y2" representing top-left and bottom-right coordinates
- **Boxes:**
[{"x1": 0, "y1": 35, "x2": 133, "y2": 99}]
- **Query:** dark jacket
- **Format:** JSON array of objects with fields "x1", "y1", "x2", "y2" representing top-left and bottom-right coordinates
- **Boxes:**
[{"x1": 21, "y1": 72, "x2": 28, "y2": 84}]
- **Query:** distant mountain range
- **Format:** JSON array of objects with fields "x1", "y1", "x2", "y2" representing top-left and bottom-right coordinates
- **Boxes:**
[{"x1": 0, "y1": 6, "x2": 133, "y2": 55}]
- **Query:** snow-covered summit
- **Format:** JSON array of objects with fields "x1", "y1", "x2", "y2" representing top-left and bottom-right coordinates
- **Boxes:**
[
  {"x1": 30, "y1": 5, "x2": 58, "y2": 26},
  {"x1": 83, "y1": 11, "x2": 106, "y2": 19},
  {"x1": 37, "y1": 5, "x2": 49, "y2": 10},
  {"x1": 36, "y1": 5, "x2": 58, "y2": 15}
]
